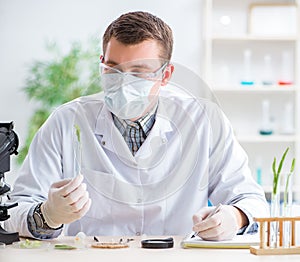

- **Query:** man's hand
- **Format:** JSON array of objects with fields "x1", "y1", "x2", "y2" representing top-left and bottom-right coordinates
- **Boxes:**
[
  {"x1": 41, "y1": 174, "x2": 91, "y2": 228},
  {"x1": 192, "y1": 205, "x2": 248, "y2": 241}
]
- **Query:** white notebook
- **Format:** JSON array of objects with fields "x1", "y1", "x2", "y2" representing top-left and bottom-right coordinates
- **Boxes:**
[{"x1": 181, "y1": 234, "x2": 260, "y2": 249}]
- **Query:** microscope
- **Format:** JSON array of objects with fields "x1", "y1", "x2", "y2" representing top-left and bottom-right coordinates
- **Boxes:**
[{"x1": 0, "y1": 122, "x2": 20, "y2": 244}]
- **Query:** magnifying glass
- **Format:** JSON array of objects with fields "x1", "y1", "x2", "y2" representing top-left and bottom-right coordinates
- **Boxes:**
[{"x1": 141, "y1": 237, "x2": 174, "y2": 249}]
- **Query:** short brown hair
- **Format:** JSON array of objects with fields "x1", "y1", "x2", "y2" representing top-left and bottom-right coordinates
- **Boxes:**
[{"x1": 102, "y1": 11, "x2": 173, "y2": 60}]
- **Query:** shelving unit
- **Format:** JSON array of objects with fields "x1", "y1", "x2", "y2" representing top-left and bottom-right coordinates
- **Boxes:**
[
  {"x1": 213, "y1": 85, "x2": 297, "y2": 92},
  {"x1": 203, "y1": 0, "x2": 300, "y2": 201}
]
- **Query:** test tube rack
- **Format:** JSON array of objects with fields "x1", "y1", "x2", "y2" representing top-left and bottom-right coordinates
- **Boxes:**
[{"x1": 250, "y1": 217, "x2": 300, "y2": 255}]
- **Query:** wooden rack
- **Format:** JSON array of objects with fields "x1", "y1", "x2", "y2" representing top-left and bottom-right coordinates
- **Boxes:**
[{"x1": 250, "y1": 217, "x2": 300, "y2": 255}]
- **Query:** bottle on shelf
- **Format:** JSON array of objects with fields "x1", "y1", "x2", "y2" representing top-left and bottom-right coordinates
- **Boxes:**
[
  {"x1": 262, "y1": 54, "x2": 274, "y2": 86},
  {"x1": 259, "y1": 99, "x2": 273, "y2": 135},
  {"x1": 281, "y1": 102, "x2": 294, "y2": 135},
  {"x1": 278, "y1": 50, "x2": 293, "y2": 85},
  {"x1": 240, "y1": 49, "x2": 254, "y2": 86},
  {"x1": 255, "y1": 157, "x2": 263, "y2": 186}
]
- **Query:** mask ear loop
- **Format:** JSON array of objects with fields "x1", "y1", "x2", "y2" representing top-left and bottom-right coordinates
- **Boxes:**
[
  {"x1": 161, "y1": 66, "x2": 167, "y2": 80},
  {"x1": 99, "y1": 55, "x2": 104, "y2": 63},
  {"x1": 99, "y1": 56, "x2": 104, "y2": 76}
]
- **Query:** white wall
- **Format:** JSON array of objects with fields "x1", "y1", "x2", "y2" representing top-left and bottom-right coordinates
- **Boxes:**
[{"x1": 0, "y1": 0, "x2": 204, "y2": 184}]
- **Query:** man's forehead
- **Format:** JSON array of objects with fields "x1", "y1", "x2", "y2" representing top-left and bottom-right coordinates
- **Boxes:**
[
  {"x1": 104, "y1": 37, "x2": 163, "y2": 64},
  {"x1": 105, "y1": 58, "x2": 164, "y2": 68}
]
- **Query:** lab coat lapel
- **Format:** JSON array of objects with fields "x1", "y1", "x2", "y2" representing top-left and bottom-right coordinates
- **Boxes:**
[
  {"x1": 134, "y1": 98, "x2": 173, "y2": 160},
  {"x1": 95, "y1": 105, "x2": 136, "y2": 163}
]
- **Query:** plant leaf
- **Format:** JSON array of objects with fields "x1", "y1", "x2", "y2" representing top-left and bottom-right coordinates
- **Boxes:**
[
  {"x1": 290, "y1": 158, "x2": 296, "y2": 173},
  {"x1": 74, "y1": 124, "x2": 81, "y2": 143},
  {"x1": 277, "y1": 147, "x2": 289, "y2": 175},
  {"x1": 272, "y1": 157, "x2": 277, "y2": 176}
]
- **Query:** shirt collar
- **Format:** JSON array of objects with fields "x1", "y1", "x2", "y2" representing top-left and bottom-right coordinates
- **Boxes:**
[{"x1": 113, "y1": 103, "x2": 158, "y2": 132}]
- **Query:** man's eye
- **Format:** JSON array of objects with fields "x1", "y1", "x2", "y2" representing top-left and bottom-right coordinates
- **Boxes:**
[
  {"x1": 130, "y1": 67, "x2": 154, "y2": 73},
  {"x1": 134, "y1": 70, "x2": 144, "y2": 73},
  {"x1": 127, "y1": 69, "x2": 143, "y2": 74}
]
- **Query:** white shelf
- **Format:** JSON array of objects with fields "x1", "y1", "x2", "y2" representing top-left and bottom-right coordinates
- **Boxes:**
[
  {"x1": 212, "y1": 35, "x2": 298, "y2": 42},
  {"x1": 262, "y1": 185, "x2": 300, "y2": 193},
  {"x1": 212, "y1": 85, "x2": 297, "y2": 93},
  {"x1": 205, "y1": 0, "x2": 300, "y2": 201},
  {"x1": 237, "y1": 135, "x2": 298, "y2": 143}
]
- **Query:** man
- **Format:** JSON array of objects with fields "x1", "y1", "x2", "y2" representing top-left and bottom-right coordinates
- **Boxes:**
[{"x1": 5, "y1": 11, "x2": 268, "y2": 240}]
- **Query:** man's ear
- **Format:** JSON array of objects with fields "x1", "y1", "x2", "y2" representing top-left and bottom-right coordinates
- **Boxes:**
[{"x1": 161, "y1": 64, "x2": 174, "y2": 86}]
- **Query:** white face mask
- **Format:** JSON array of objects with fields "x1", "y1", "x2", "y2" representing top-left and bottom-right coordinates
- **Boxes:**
[{"x1": 102, "y1": 73, "x2": 157, "y2": 120}]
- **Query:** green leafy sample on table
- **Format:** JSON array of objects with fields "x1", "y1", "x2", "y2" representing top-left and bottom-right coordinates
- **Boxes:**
[
  {"x1": 20, "y1": 239, "x2": 42, "y2": 249},
  {"x1": 54, "y1": 244, "x2": 77, "y2": 250}
]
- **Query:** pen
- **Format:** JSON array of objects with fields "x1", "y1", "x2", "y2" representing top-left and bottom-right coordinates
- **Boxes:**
[{"x1": 191, "y1": 203, "x2": 222, "y2": 238}]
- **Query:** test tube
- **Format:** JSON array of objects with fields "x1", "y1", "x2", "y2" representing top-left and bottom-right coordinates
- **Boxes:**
[
  {"x1": 262, "y1": 55, "x2": 274, "y2": 85},
  {"x1": 241, "y1": 49, "x2": 254, "y2": 85},
  {"x1": 259, "y1": 99, "x2": 273, "y2": 135}
]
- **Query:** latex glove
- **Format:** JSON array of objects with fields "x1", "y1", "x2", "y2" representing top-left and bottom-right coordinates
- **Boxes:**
[
  {"x1": 192, "y1": 205, "x2": 240, "y2": 241},
  {"x1": 41, "y1": 174, "x2": 92, "y2": 228}
]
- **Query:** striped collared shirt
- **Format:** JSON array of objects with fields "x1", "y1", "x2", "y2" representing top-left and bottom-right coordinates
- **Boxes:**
[{"x1": 112, "y1": 105, "x2": 157, "y2": 155}]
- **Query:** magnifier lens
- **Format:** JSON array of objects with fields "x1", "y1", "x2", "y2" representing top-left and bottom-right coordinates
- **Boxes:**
[{"x1": 141, "y1": 237, "x2": 174, "y2": 249}]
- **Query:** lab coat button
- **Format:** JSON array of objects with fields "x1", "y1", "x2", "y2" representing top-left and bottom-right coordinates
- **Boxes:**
[
  {"x1": 137, "y1": 198, "x2": 142, "y2": 203},
  {"x1": 136, "y1": 232, "x2": 141, "y2": 236},
  {"x1": 102, "y1": 141, "x2": 106, "y2": 146},
  {"x1": 162, "y1": 138, "x2": 167, "y2": 143}
]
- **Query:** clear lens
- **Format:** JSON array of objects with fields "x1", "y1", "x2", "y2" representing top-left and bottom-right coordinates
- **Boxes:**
[
  {"x1": 99, "y1": 59, "x2": 168, "y2": 80},
  {"x1": 99, "y1": 63, "x2": 121, "y2": 75}
]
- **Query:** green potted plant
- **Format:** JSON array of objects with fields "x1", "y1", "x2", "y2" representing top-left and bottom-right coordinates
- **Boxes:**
[
  {"x1": 270, "y1": 147, "x2": 296, "y2": 247},
  {"x1": 271, "y1": 147, "x2": 296, "y2": 215},
  {"x1": 17, "y1": 39, "x2": 101, "y2": 164}
]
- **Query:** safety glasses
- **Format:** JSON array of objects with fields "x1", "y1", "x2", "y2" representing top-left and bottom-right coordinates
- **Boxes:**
[{"x1": 99, "y1": 61, "x2": 168, "y2": 80}]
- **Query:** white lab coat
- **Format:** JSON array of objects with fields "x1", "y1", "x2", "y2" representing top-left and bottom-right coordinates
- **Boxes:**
[{"x1": 5, "y1": 88, "x2": 269, "y2": 238}]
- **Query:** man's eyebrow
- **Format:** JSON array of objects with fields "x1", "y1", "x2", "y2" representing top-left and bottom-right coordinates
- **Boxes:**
[
  {"x1": 105, "y1": 60, "x2": 156, "y2": 70},
  {"x1": 105, "y1": 59, "x2": 118, "y2": 66}
]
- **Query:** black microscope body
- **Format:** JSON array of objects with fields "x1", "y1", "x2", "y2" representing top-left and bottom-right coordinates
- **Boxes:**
[{"x1": 0, "y1": 122, "x2": 20, "y2": 244}]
